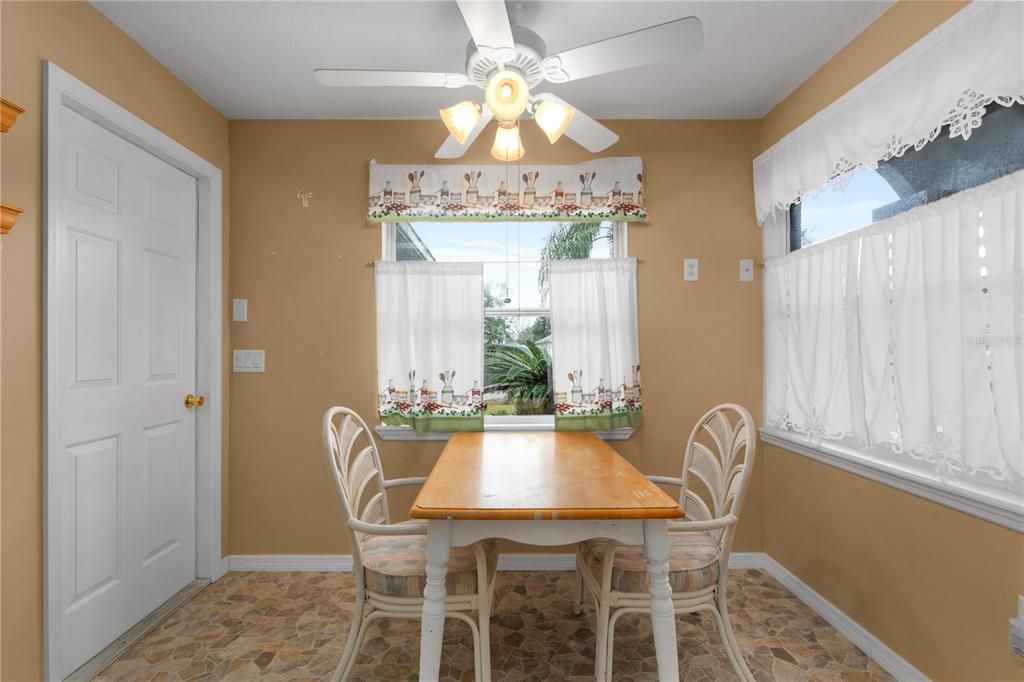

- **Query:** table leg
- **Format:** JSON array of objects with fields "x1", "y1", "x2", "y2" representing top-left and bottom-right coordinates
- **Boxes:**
[
  {"x1": 419, "y1": 519, "x2": 451, "y2": 682},
  {"x1": 644, "y1": 519, "x2": 679, "y2": 682}
]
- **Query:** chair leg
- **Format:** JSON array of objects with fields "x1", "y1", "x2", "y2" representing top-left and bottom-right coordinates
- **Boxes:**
[
  {"x1": 593, "y1": 598, "x2": 611, "y2": 681},
  {"x1": 479, "y1": 590, "x2": 492, "y2": 682},
  {"x1": 469, "y1": 617, "x2": 483, "y2": 682},
  {"x1": 573, "y1": 560, "x2": 584, "y2": 616},
  {"x1": 603, "y1": 607, "x2": 617, "y2": 682},
  {"x1": 334, "y1": 601, "x2": 371, "y2": 682},
  {"x1": 717, "y1": 596, "x2": 754, "y2": 682}
]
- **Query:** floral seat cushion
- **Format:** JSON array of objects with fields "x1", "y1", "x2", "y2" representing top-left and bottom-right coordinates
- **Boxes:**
[
  {"x1": 580, "y1": 531, "x2": 720, "y2": 595},
  {"x1": 360, "y1": 532, "x2": 498, "y2": 598}
]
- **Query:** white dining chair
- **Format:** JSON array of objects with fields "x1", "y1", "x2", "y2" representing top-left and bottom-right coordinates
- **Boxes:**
[
  {"x1": 573, "y1": 403, "x2": 757, "y2": 681},
  {"x1": 322, "y1": 407, "x2": 498, "y2": 681}
]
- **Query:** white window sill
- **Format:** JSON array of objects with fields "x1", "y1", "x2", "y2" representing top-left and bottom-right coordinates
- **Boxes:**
[
  {"x1": 375, "y1": 423, "x2": 635, "y2": 442},
  {"x1": 759, "y1": 427, "x2": 1023, "y2": 534}
]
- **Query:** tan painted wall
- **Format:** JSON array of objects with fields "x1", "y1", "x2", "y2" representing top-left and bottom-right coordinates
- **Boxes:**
[
  {"x1": 758, "y1": 0, "x2": 969, "y2": 153},
  {"x1": 227, "y1": 119, "x2": 765, "y2": 558},
  {"x1": 0, "y1": 2, "x2": 231, "y2": 679},
  {"x1": 758, "y1": 2, "x2": 1024, "y2": 680}
]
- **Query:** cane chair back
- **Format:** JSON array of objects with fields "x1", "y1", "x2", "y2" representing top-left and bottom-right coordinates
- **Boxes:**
[
  {"x1": 678, "y1": 403, "x2": 757, "y2": 560},
  {"x1": 323, "y1": 407, "x2": 391, "y2": 563}
]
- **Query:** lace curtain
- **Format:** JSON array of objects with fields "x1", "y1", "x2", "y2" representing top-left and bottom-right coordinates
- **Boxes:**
[
  {"x1": 753, "y1": 1, "x2": 1024, "y2": 225},
  {"x1": 549, "y1": 258, "x2": 642, "y2": 431},
  {"x1": 764, "y1": 170, "x2": 1024, "y2": 500},
  {"x1": 375, "y1": 262, "x2": 484, "y2": 432}
]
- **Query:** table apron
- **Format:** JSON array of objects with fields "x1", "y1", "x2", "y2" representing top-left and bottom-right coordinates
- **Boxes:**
[{"x1": 435, "y1": 518, "x2": 648, "y2": 547}]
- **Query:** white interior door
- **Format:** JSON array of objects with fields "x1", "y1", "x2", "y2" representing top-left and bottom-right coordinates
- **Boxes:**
[{"x1": 54, "y1": 106, "x2": 198, "y2": 677}]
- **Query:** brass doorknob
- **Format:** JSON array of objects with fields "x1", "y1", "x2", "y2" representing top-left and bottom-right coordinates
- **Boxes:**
[{"x1": 184, "y1": 393, "x2": 206, "y2": 408}]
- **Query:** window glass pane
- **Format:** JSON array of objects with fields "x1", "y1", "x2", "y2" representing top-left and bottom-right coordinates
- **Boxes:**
[
  {"x1": 394, "y1": 221, "x2": 613, "y2": 419},
  {"x1": 484, "y1": 314, "x2": 553, "y2": 416},
  {"x1": 792, "y1": 103, "x2": 1024, "y2": 248},
  {"x1": 396, "y1": 221, "x2": 613, "y2": 264}
]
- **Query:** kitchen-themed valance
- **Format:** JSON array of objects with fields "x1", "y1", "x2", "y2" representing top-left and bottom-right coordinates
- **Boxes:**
[
  {"x1": 752, "y1": 1, "x2": 1024, "y2": 225},
  {"x1": 367, "y1": 157, "x2": 646, "y2": 223}
]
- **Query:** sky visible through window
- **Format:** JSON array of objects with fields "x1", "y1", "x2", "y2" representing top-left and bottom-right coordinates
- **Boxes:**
[
  {"x1": 798, "y1": 167, "x2": 899, "y2": 246},
  {"x1": 399, "y1": 221, "x2": 612, "y2": 309}
]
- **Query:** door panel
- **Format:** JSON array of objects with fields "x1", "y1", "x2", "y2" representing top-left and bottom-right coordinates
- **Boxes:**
[
  {"x1": 68, "y1": 231, "x2": 120, "y2": 388},
  {"x1": 56, "y1": 105, "x2": 198, "y2": 677}
]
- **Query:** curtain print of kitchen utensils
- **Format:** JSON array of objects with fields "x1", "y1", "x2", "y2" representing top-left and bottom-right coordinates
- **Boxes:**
[{"x1": 367, "y1": 159, "x2": 647, "y2": 222}]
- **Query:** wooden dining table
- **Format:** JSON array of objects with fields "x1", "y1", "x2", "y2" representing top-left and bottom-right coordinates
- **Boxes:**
[{"x1": 410, "y1": 431, "x2": 685, "y2": 681}]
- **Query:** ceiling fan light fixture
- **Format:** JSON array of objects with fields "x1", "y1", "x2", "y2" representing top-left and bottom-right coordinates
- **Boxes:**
[
  {"x1": 439, "y1": 101, "x2": 482, "y2": 144},
  {"x1": 491, "y1": 120, "x2": 524, "y2": 162},
  {"x1": 533, "y1": 98, "x2": 575, "y2": 144},
  {"x1": 484, "y1": 70, "x2": 529, "y2": 121}
]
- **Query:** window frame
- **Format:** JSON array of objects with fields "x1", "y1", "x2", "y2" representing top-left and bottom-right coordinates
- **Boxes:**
[
  {"x1": 376, "y1": 220, "x2": 632, "y2": 441},
  {"x1": 763, "y1": 111, "x2": 1024, "y2": 532}
]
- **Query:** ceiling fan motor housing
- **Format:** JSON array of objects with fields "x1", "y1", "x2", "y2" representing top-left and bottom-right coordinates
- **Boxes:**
[{"x1": 466, "y1": 25, "x2": 547, "y2": 88}]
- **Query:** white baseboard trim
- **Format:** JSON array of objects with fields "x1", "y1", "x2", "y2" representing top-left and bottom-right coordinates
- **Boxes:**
[
  {"x1": 224, "y1": 551, "x2": 925, "y2": 681},
  {"x1": 228, "y1": 554, "x2": 354, "y2": 572},
  {"x1": 762, "y1": 556, "x2": 927, "y2": 682},
  {"x1": 497, "y1": 553, "x2": 577, "y2": 570},
  {"x1": 226, "y1": 552, "x2": 766, "y2": 573},
  {"x1": 726, "y1": 552, "x2": 766, "y2": 569}
]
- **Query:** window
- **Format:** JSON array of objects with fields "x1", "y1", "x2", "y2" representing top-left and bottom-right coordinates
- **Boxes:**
[
  {"x1": 384, "y1": 220, "x2": 624, "y2": 424},
  {"x1": 791, "y1": 103, "x2": 1024, "y2": 249},
  {"x1": 765, "y1": 102, "x2": 1024, "y2": 530}
]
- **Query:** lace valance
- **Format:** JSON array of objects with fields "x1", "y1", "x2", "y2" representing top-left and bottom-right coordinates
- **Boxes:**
[
  {"x1": 366, "y1": 157, "x2": 646, "y2": 223},
  {"x1": 753, "y1": 1, "x2": 1024, "y2": 226}
]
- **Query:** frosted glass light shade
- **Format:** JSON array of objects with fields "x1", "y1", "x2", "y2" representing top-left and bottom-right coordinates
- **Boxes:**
[
  {"x1": 485, "y1": 70, "x2": 529, "y2": 121},
  {"x1": 491, "y1": 122, "x2": 524, "y2": 161},
  {"x1": 534, "y1": 98, "x2": 575, "y2": 143},
  {"x1": 439, "y1": 101, "x2": 481, "y2": 144}
]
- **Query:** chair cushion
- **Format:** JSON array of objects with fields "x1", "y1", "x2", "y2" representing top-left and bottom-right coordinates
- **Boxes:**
[
  {"x1": 580, "y1": 531, "x2": 720, "y2": 595},
  {"x1": 360, "y1": 532, "x2": 498, "y2": 598}
]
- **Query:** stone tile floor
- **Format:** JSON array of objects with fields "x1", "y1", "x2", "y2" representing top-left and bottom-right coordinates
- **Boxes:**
[{"x1": 96, "y1": 569, "x2": 892, "y2": 681}]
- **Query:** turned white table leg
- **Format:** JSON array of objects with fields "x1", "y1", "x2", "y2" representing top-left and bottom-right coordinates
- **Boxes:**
[
  {"x1": 644, "y1": 519, "x2": 679, "y2": 682},
  {"x1": 419, "y1": 519, "x2": 452, "y2": 682}
]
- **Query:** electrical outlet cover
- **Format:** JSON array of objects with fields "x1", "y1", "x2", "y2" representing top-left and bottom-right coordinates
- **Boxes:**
[{"x1": 684, "y1": 258, "x2": 699, "y2": 281}]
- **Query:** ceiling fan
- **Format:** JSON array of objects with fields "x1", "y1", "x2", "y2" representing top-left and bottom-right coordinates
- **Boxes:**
[{"x1": 314, "y1": 1, "x2": 703, "y2": 160}]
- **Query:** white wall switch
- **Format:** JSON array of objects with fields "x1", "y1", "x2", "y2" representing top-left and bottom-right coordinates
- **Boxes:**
[
  {"x1": 684, "y1": 258, "x2": 699, "y2": 281},
  {"x1": 233, "y1": 349, "x2": 265, "y2": 373},
  {"x1": 232, "y1": 298, "x2": 248, "y2": 322},
  {"x1": 739, "y1": 259, "x2": 755, "y2": 282}
]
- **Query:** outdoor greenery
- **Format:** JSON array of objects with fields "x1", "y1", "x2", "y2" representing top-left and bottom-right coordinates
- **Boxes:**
[
  {"x1": 484, "y1": 340, "x2": 553, "y2": 415},
  {"x1": 483, "y1": 221, "x2": 608, "y2": 415},
  {"x1": 537, "y1": 221, "x2": 613, "y2": 301}
]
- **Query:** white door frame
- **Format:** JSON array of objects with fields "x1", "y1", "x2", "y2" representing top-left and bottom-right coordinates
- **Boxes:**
[{"x1": 42, "y1": 62, "x2": 224, "y2": 680}]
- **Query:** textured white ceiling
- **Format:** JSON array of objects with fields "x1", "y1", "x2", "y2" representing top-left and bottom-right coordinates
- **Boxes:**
[{"x1": 92, "y1": 1, "x2": 892, "y2": 120}]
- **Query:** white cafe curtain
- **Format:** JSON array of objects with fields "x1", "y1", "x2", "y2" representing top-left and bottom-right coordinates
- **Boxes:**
[
  {"x1": 375, "y1": 262, "x2": 484, "y2": 432},
  {"x1": 753, "y1": 1, "x2": 1024, "y2": 225},
  {"x1": 764, "y1": 170, "x2": 1024, "y2": 498},
  {"x1": 550, "y1": 258, "x2": 642, "y2": 431}
]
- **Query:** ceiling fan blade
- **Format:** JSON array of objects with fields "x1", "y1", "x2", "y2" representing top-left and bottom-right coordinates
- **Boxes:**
[
  {"x1": 314, "y1": 69, "x2": 468, "y2": 88},
  {"x1": 435, "y1": 106, "x2": 494, "y2": 159},
  {"x1": 456, "y1": 0, "x2": 516, "y2": 62},
  {"x1": 535, "y1": 94, "x2": 619, "y2": 153},
  {"x1": 541, "y1": 16, "x2": 703, "y2": 83}
]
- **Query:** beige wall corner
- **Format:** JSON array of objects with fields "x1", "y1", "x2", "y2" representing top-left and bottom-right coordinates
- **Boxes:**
[
  {"x1": 226, "y1": 118, "x2": 766, "y2": 557},
  {"x1": 757, "y1": 1, "x2": 1024, "y2": 679},
  {"x1": 758, "y1": 0, "x2": 969, "y2": 154},
  {"x1": 0, "y1": 3, "x2": 231, "y2": 679}
]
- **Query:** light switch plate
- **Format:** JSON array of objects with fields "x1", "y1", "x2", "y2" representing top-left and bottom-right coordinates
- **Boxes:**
[
  {"x1": 233, "y1": 349, "x2": 265, "y2": 373},
  {"x1": 739, "y1": 259, "x2": 755, "y2": 282},
  {"x1": 232, "y1": 299, "x2": 248, "y2": 322},
  {"x1": 684, "y1": 258, "x2": 699, "y2": 281}
]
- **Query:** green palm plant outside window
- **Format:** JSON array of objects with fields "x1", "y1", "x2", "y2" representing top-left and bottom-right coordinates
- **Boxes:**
[{"x1": 484, "y1": 340, "x2": 553, "y2": 415}]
